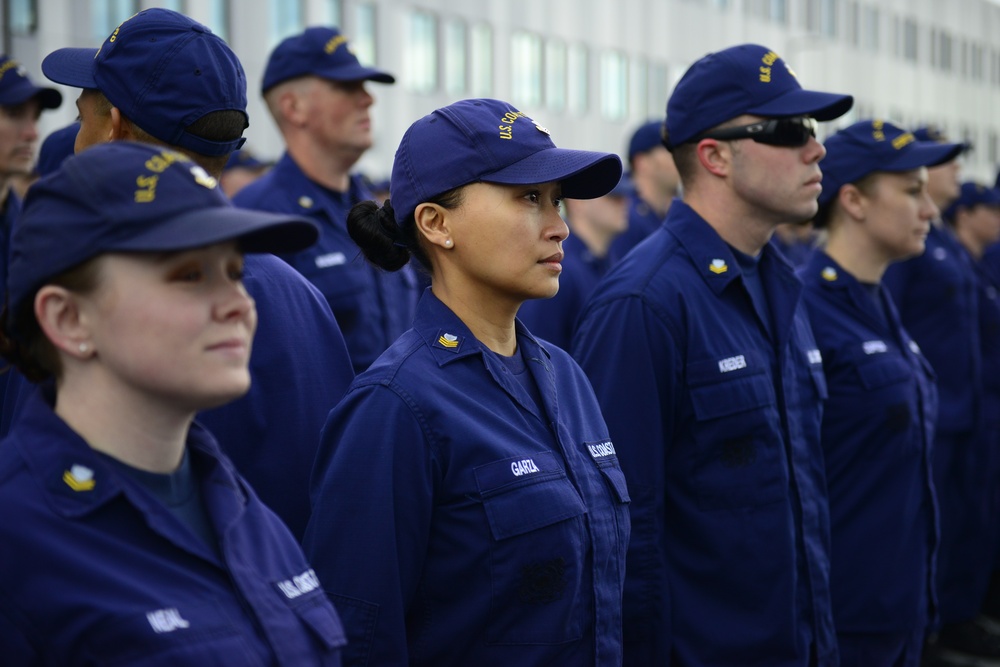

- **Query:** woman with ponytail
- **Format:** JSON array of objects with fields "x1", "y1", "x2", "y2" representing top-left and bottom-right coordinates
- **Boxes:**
[{"x1": 303, "y1": 98, "x2": 630, "y2": 667}]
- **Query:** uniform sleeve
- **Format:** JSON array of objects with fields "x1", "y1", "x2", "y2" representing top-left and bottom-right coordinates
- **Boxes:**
[
  {"x1": 303, "y1": 382, "x2": 434, "y2": 667},
  {"x1": 571, "y1": 293, "x2": 678, "y2": 667}
]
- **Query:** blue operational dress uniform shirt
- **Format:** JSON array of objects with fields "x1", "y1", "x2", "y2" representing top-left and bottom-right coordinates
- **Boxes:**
[
  {"x1": 517, "y1": 233, "x2": 613, "y2": 350},
  {"x1": 608, "y1": 191, "x2": 666, "y2": 261},
  {"x1": 0, "y1": 386, "x2": 346, "y2": 666},
  {"x1": 798, "y1": 251, "x2": 939, "y2": 651},
  {"x1": 303, "y1": 289, "x2": 630, "y2": 667},
  {"x1": 197, "y1": 253, "x2": 354, "y2": 541},
  {"x1": 883, "y1": 223, "x2": 985, "y2": 624},
  {"x1": 0, "y1": 191, "x2": 23, "y2": 422},
  {"x1": 234, "y1": 154, "x2": 419, "y2": 373},
  {"x1": 573, "y1": 201, "x2": 835, "y2": 667},
  {"x1": 978, "y1": 245, "x2": 1000, "y2": 566}
]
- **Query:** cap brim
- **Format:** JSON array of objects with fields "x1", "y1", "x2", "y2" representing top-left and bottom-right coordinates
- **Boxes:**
[
  {"x1": 110, "y1": 207, "x2": 319, "y2": 255},
  {"x1": 883, "y1": 141, "x2": 965, "y2": 172},
  {"x1": 0, "y1": 85, "x2": 62, "y2": 109},
  {"x1": 317, "y1": 63, "x2": 395, "y2": 84},
  {"x1": 749, "y1": 88, "x2": 854, "y2": 122},
  {"x1": 41, "y1": 48, "x2": 100, "y2": 89},
  {"x1": 483, "y1": 148, "x2": 624, "y2": 200}
]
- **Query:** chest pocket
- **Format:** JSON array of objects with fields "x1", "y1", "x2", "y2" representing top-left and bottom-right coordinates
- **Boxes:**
[
  {"x1": 686, "y1": 355, "x2": 787, "y2": 511},
  {"x1": 475, "y1": 452, "x2": 588, "y2": 645},
  {"x1": 283, "y1": 251, "x2": 367, "y2": 327},
  {"x1": 854, "y1": 353, "x2": 921, "y2": 445},
  {"x1": 82, "y1": 598, "x2": 266, "y2": 667}
]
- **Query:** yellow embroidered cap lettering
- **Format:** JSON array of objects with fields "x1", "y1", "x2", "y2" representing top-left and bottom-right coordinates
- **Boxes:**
[
  {"x1": 63, "y1": 464, "x2": 96, "y2": 492},
  {"x1": 709, "y1": 259, "x2": 728, "y2": 274}
]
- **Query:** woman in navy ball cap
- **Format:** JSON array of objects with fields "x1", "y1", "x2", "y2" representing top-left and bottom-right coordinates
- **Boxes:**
[
  {"x1": 302, "y1": 98, "x2": 629, "y2": 667},
  {"x1": 797, "y1": 119, "x2": 964, "y2": 666},
  {"x1": 0, "y1": 141, "x2": 346, "y2": 666}
]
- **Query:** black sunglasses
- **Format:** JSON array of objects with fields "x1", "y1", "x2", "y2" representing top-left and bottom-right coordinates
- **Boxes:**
[{"x1": 693, "y1": 117, "x2": 818, "y2": 147}]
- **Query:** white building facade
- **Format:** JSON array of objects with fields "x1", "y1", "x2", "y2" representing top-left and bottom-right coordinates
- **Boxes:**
[{"x1": 4, "y1": 0, "x2": 1000, "y2": 182}]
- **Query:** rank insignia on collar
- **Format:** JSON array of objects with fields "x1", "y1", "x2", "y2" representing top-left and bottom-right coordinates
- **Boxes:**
[
  {"x1": 298, "y1": 195, "x2": 314, "y2": 209},
  {"x1": 821, "y1": 266, "x2": 837, "y2": 281},
  {"x1": 709, "y1": 259, "x2": 728, "y2": 274},
  {"x1": 437, "y1": 333, "x2": 460, "y2": 348},
  {"x1": 63, "y1": 464, "x2": 95, "y2": 492}
]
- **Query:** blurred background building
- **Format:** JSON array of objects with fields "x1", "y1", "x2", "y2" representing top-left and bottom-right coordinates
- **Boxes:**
[{"x1": 4, "y1": 0, "x2": 1000, "y2": 182}]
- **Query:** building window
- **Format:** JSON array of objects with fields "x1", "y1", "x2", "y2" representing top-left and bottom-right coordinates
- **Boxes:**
[
  {"x1": 771, "y1": 0, "x2": 788, "y2": 23},
  {"x1": 269, "y1": 0, "x2": 303, "y2": 47},
  {"x1": 938, "y1": 31, "x2": 953, "y2": 72},
  {"x1": 91, "y1": 0, "x2": 139, "y2": 42},
  {"x1": 647, "y1": 61, "x2": 670, "y2": 118},
  {"x1": 863, "y1": 6, "x2": 879, "y2": 52},
  {"x1": 8, "y1": 0, "x2": 38, "y2": 35},
  {"x1": 444, "y1": 19, "x2": 467, "y2": 95},
  {"x1": 567, "y1": 44, "x2": 589, "y2": 115},
  {"x1": 902, "y1": 17, "x2": 918, "y2": 63},
  {"x1": 319, "y1": 0, "x2": 342, "y2": 26},
  {"x1": 600, "y1": 50, "x2": 628, "y2": 121},
  {"x1": 847, "y1": 1, "x2": 859, "y2": 47},
  {"x1": 631, "y1": 57, "x2": 648, "y2": 122},
  {"x1": 470, "y1": 23, "x2": 493, "y2": 97},
  {"x1": 405, "y1": 10, "x2": 437, "y2": 94},
  {"x1": 511, "y1": 32, "x2": 543, "y2": 109},
  {"x1": 546, "y1": 40, "x2": 568, "y2": 113},
  {"x1": 202, "y1": 0, "x2": 230, "y2": 42},
  {"x1": 352, "y1": 3, "x2": 378, "y2": 67}
]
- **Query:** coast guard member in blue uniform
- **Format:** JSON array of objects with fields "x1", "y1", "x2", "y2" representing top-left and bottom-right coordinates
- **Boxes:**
[
  {"x1": 880, "y1": 127, "x2": 1000, "y2": 660},
  {"x1": 0, "y1": 141, "x2": 345, "y2": 665},
  {"x1": 798, "y1": 120, "x2": 961, "y2": 666},
  {"x1": 573, "y1": 44, "x2": 852, "y2": 667},
  {"x1": 38, "y1": 9, "x2": 355, "y2": 540},
  {"x1": 235, "y1": 27, "x2": 419, "y2": 373},
  {"x1": 609, "y1": 119, "x2": 679, "y2": 261},
  {"x1": 0, "y1": 56, "x2": 61, "y2": 424},
  {"x1": 304, "y1": 98, "x2": 629, "y2": 666}
]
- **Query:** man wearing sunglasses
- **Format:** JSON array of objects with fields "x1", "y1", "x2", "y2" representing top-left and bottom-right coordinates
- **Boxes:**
[{"x1": 573, "y1": 43, "x2": 852, "y2": 667}]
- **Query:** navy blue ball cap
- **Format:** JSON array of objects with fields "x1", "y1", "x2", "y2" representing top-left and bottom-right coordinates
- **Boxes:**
[
  {"x1": 262, "y1": 26, "x2": 395, "y2": 93},
  {"x1": 7, "y1": 141, "x2": 318, "y2": 334},
  {"x1": 913, "y1": 125, "x2": 972, "y2": 153},
  {"x1": 818, "y1": 119, "x2": 965, "y2": 206},
  {"x1": 41, "y1": 8, "x2": 248, "y2": 157},
  {"x1": 628, "y1": 120, "x2": 665, "y2": 163},
  {"x1": 665, "y1": 43, "x2": 853, "y2": 149},
  {"x1": 0, "y1": 55, "x2": 61, "y2": 109},
  {"x1": 389, "y1": 98, "x2": 623, "y2": 225},
  {"x1": 943, "y1": 181, "x2": 1000, "y2": 221},
  {"x1": 36, "y1": 122, "x2": 80, "y2": 177}
]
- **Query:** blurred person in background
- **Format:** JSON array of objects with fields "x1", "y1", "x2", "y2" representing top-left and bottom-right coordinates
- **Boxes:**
[
  {"x1": 609, "y1": 119, "x2": 680, "y2": 261},
  {"x1": 517, "y1": 173, "x2": 631, "y2": 349},
  {"x1": 235, "y1": 26, "x2": 418, "y2": 374}
]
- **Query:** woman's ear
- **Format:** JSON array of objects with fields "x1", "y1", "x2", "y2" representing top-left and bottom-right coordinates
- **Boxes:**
[
  {"x1": 34, "y1": 286, "x2": 94, "y2": 360},
  {"x1": 838, "y1": 183, "x2": 868, "y2": 222},
  {"x1": 414, "y1": 202, "x2": 455, "y2": 251}
]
